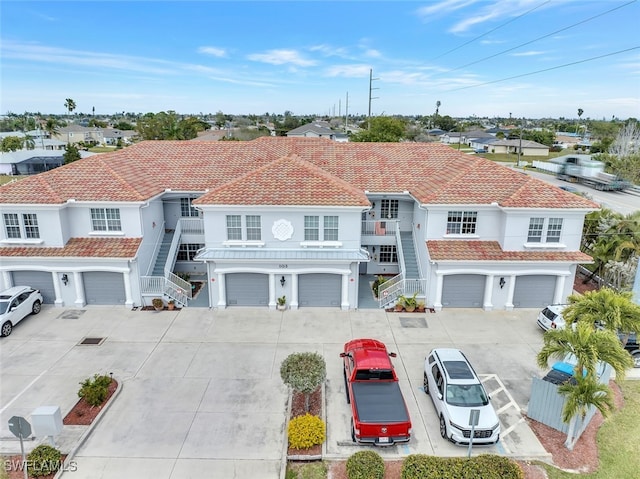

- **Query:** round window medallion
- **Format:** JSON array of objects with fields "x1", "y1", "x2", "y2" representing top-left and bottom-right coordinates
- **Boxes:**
[{"x1": 272, "y1": 219, "x2": 293, "y2": 241}]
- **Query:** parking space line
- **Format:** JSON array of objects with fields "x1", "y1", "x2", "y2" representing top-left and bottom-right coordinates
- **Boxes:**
[{"x1": 0, "y1": 370, "x2": 47, "y2": 415}]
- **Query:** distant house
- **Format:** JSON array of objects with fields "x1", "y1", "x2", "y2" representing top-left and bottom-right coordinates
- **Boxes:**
[
  {"x1": 102, "y1": 128, "x2": 137, "y2": 145},
  {"x1": 53, "y1": 125, "x2": 105, "y2": 146},
  {"x1": 487, "y1": 139, "x2": 550, "y2": 156},
  {"x1": 0, "y1": 149, "x2": 95, "y2": 175},
  {"x1": 286, "y1": 123, "x2": 345, "y2": 141}
]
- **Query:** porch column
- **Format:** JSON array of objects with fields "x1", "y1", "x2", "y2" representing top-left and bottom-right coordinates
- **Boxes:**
[
  {"x1": 73, "y1": 272, "x2": 86, "y2": 307},
  {"x1": 268, "y1": 273, "x2": 276, "y2": 309},
  {"x1": 123, "y1": 272, "x2": 133, "y2": 308},
  {"x1": 505, "y1": 275, "x2": 516, "y2": 311},
  {"x1": 217, "y1": 272, "x2": 226, "y2": 308},
  {"x1": 433, "y1": 274, "x2": 443, "y2": 311},
  {"x1": 483, "y1": 275, "x2": 494, "y2": 311},
  {"x1": 290, "y1": 274, "x2": 299, "y2": 310},
  {"x1": 2, "y1": 271, "x2": 12, "y2": 290},
  {"x1": 52, "y1": 272, "x2": 63, "y2": 307},
  {"x1": 553, "y1": 275, "x2": 566, "y2": 304},
  {"x1": 341, "y1": 273, "x2": 350, "y2": 310}
]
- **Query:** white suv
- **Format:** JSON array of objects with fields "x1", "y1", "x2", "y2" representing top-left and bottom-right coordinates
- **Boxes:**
[
  {"x1": 537, "y1": 304, "x2": 567, "y2": 331},
  {"x1": 0, "y1": 286, "x2": 43, "y2": 337},
  {"x1": 423, "y1": 348, "x2": 500, "y2": 445}
]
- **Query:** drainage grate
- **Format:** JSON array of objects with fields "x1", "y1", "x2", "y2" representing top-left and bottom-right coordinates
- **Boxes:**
[
  {"x1": 57, "y1": 310, "x2": 86, "y2": 319},
  {"x1": 399, "y1": 317, "x2": 428, "y2": 328},
  {"x1": 78, "y1": 337, "x2": 105, "y2": 346}
]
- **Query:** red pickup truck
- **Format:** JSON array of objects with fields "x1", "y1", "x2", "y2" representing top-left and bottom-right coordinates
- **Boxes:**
[{"x1": 340, "y1": 338, "x2": 412, "y2": 446}]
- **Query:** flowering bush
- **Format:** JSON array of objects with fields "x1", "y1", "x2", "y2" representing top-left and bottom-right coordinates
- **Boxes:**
[{"x1": 287, "y1": 413, "x2": 325, "y2": 449}]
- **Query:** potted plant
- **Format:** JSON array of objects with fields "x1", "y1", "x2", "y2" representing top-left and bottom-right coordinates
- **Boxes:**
[
  {"x1": 167, "y1": 300, "x2": 175, "y2": 311},
  {"x1": 277, "y1": 295, "x2": 287, "y2": 311},
  {"x1": 404, "y1": 292, "x2": 418, "y2": 312},
  {"x1": 152, "y1": 298, "x2": 164, "y2": 311},
  {"x1": 394, "y1": 295, "x2": 406, "y2": 312},
  {"x1": 416, "y1": 300, "x2": 426, "y2": 313}
]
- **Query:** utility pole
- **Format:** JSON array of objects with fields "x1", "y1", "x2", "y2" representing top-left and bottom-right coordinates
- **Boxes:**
[
  {"x1": 344, "y1": 92, "x2": 349, "y2": 133},
  {"x1": 517, "y1": 118, "x2": 524, "y2": 167},
  {"x1": 368, "y1": 69, "x2": 379, "y2": 130}
]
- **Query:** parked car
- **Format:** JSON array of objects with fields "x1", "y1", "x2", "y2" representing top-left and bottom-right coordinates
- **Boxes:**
[
  {"x1": 423, "y1": 348, "x2": 500, "y2": 445},
  {"x1": 0, "y1": 286, "x2": 43, "y2": 337},
  {"x1": 620, "y1": 332, "x2": 640, "y2": 368},
  {"x1": 536, "y1": 304, "x2": 567, "y2": 331}
]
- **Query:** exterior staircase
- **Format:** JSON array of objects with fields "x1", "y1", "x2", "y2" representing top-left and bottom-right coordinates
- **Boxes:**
[
  {"x1": 400, "y1": 231, "x2": 419, "y2": 279},
  {"x1": 152, "y1": 230, "x2": 174, "y2": 276}
]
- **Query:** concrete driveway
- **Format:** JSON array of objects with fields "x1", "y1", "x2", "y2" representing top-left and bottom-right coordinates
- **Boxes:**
[{"x1": 1, "y1": 305, "x2": 552, "y2": 478}]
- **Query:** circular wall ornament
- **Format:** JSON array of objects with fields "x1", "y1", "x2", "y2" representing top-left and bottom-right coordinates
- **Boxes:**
[{"x1": 272, "y1": 219, "x2": 293, "y2": 241}]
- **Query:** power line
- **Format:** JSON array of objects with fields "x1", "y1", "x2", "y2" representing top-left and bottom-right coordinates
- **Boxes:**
[
  {"x1": 445, "y1": 46, "x2": 640, "y2": 92},
  {"x1": 430, "y1": 0, "x2": 551, "y2": 61},
  {"x1": 438, "y1": 0, "x2": 637, "y2": 76}
]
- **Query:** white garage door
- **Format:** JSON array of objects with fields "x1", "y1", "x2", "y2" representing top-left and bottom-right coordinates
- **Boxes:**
[
  {"x1": 298, "y1": 274, "x2": 341, "y2": 307},
  {"x1": 226, "y1": 273, "x2": 269, "y2": 306},
  {"x1": 84, "y1": 272, "x2": 126, "y2": 305},
  {"x1": 513, "y1": 275, "x2": 556, "y2": 308},
  {"x1": 442, "y1": 274, "x2": 485, "y2": 307},
  {"x1": 12, "y1": 271, "x2": 55, "y2": 303}
]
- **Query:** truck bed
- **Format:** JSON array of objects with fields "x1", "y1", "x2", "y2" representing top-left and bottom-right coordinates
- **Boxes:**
[{"x1": 351, "y1": 381, "x2": 409, "y2": 424}]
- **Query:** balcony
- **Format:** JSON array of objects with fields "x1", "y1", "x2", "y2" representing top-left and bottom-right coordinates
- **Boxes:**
[{"x1": 361, "y1": 220, "x2": 397, "y2": 236}]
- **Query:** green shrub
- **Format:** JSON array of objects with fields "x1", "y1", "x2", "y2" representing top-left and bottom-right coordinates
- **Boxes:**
[
  {"x1": 26, "y1": 444, "x2": 62, "y2": 477},
  {"x1": 287, "y1": 413, "x2": 325, "y2": 449},
  {"x1": 371, "y1": 275, "x2": 387, "y2": 298},
  {"x1": 280, "y1": 352, "x2": 327, "y2": 412},
  {"x1": 78, "y1": 373, "x2": 112, "y2": 407},
  {"x1": 346, "y1": 450, "x2": 384, "y2": 479},
  {"x1": 401, "y1": 454, "x2": 524, "y2": 479}
]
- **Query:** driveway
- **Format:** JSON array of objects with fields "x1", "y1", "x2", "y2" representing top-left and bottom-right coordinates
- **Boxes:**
[{"x1": 1, "y1": 306, "x2": 550, "y2": 478}]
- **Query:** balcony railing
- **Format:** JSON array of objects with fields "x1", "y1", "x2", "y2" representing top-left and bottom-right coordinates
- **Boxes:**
[
  {"x1": 361, "y1": 220, "x2": 397, "y2": 236},
  {"x1": 180, "y1": 217, "x2": 204, "y2": 234}
]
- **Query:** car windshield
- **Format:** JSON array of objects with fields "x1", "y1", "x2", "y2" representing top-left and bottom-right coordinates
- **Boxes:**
[
  {"x1": 542, "y1": 307, "x2": 558, "y2": 321},
  {"x1": 446, "y1": 384, "x2": 489, "y2": 407},
  {"x1": 0, "y1": 300, "x2": 9, "y2": 315}
]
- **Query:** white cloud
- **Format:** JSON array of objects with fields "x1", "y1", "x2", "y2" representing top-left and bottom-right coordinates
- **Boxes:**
[
  {"x1": 416, "y1": 0, "x2": 478, "y2": 17},
  {"x1": 198, "y1": 46, "x2": 227, "y2": 58},
  {"x1": 247, "y1": 49, "x2": 316, "y2": 67},
  {"x1": 324, "y1": 64, "x2": 371, "y2": 77},
  {"x1": 511, "y1": 51, "x2": 547, "y2": 57}
]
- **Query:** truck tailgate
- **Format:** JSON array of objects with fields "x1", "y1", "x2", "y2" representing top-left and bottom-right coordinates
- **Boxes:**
[{"x1": 352, "y1": 382, "x2": 409, "y2": 423}]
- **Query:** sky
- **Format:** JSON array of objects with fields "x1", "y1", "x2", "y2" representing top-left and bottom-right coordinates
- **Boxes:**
[{"x1": 2, "y1": 0, "x2": 640, "y2": 120}]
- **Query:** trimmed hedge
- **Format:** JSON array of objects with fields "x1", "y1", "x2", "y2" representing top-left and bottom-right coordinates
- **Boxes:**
[
  {"x1": 346, "y1": 450, "x2": 385, "y2": 479},
  {"x1": 401, "y1": 454, "x2": 524, "y2": 479},
  {"x1": 288, "y1": 413, "x2": 325, "y2": 449},
  {"x1": 26, "y1": 444, "x2": 62, "y2": 477},
  {"x1": 78, "y1": 373, "x2": 112, "y2": 406}
]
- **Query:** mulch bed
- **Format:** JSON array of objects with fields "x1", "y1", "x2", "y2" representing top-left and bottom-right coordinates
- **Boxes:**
[
  {"x1": 63, "y1": 378, "x2": 118, "y2": 426},
  {"x1": 287, "y1": 387, "x2": 323, "y2": 457},
  {"x1": 4, "y1": 455, "x2": 67, "y2": 479}
]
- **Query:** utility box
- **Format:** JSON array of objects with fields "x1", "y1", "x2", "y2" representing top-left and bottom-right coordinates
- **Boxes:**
[{"x1": 31, "y1": 406, "x2": 63, "y2": 440}]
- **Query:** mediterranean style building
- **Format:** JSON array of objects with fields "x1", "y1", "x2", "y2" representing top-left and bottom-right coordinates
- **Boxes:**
[{"x1": 0, "y1": 137, "x2": 596, "y2": 311}]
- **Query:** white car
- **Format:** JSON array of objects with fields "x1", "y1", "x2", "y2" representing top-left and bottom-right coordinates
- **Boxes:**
[
  {"x1": 536, "y1": 304, "x2": 567, "y2": 331},
  {"x1": 423, "y1": 348, "x2": 500, "y2": 445},
  {"x1": 0, "y1": 286, "x2": 43, "y2": 337}
]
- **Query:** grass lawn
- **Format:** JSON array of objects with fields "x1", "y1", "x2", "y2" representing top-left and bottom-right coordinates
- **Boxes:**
[
  {"x1": 542, "y1": 380, "x2": 640, "y2": 479},
  {"x1": 0, "y1": 175, "x2": 26, "y2": 185}
]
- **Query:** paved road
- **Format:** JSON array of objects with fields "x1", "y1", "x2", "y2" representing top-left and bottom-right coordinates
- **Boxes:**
[
  {"x1": 2, "y1": 306, "x2": 558, "y2": 478},
  {"x1": 518, "y1": 167, "x2": 640, "y2": 216}
]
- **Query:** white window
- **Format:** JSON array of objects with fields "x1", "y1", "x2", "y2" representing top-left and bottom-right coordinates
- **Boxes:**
[
  {"x1": 180, "y1": 198, "x2": 199, "y2": 217},
  {"x1": 91, "y1": 208, "x2": 121, "y2": 232},
  {"x1": 226, "y1": 215, "x2": 242, "y2": 240},
  {"x1": 246, "y1": 215, "x2": 261, "y2": 240},
  {"x1": 324, "y1": 216, "x2": 338, "y2": 241},
  {"x1": 380, "y1": 199, "x2": 399, "y2": 219},
  {"x1": 528, "y1": 217, "x2": 563, "y2": 243},
  {"x1": 379, "y1": 245, "x2": 398, "y2": 263},
  {"x1": 305, "y1": 216, "x2": 319, "y2": 240},
  {"x1": 23, "y1": 214, "x2": 40, "y2": 238},
  {"x1": 447, "y1": 211, "x2": 477, "y2": 235},
  {"x1": 177, "y1": 243, "x2": 203, "y2": 261},
  {"x1": 3, "y1": 214, "x2": 21, "y2": 238},
  {"x1": 3, "y1": 213, "x2": 41, "y2": 239}
]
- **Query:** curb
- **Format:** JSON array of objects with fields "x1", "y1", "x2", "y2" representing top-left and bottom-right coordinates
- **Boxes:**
[{"x1": 54, "y1": 377, "x2": 123, "y2": 479}]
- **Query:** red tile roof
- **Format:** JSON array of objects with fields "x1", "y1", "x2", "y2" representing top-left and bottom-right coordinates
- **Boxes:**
[
  {"x1": 426, "y1": 240, "x2": 593, "y2": 263},
  {"x1": 0, "y1": 237, "x2": 142, "y2": 258},
  {"x1": 0, "y1": 138, "x2": 599, "y2": 210}
]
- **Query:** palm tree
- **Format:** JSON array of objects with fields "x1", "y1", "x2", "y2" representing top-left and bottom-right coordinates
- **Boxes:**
[
  {"x1": 557, "y1": 374, "x2": 614, "y2": 449},
  {"x1": 563, "y1": 288, "x2": 640, "y2": 344},
  {"x1": 576, "y1": 108, "x2": 584, "y2": 135},
  {"x1": 537, "y1": 322, "x2": 633, "y2": 449},
  {"x1": 43, "y1": 118, "x2": 61, "y2": 139},
  {"x1": 64, "y1": 98, "x2": 76, "y2": 116}
]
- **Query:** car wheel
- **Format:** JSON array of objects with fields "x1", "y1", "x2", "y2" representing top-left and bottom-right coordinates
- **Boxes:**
[
  {"x1": 343, "y1": 368, "x2": 351, "y2": 404},
  {"x1": 439, "y1": 415, "x2": 447, "y2": 439},
  {"x1": 1, "y1": 321, "x2": 12, "y2": 337},
  {"x1": 632, "y1": 351, "x2": 640, "y2": 368},
  {"x1": 32, "y1": 300, "x2": 42, "y2": 314},
  {"x1": 423, "y1": 373, "x2": 429, "y2": 394}
]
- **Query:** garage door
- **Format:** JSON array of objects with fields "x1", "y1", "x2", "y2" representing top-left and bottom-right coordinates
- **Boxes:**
[
  {"x1": 226, "y1": 273, "x2": 269, "y2": 306},
  {"x1": 442, "y1": 275, "x2": 485, "y2": 307},
  {"x1": 12, "y1": 271, "x2": 55, "y2": 303},
  {"x1": 513, "y1": 275, "x2": 556, "y2": 308},
  {"x1": 84, "y1": 272, "x2": 126, "y2": 305},
  {"x1": 299, "y1": 274, "x2": 341, "y2": 307}
]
